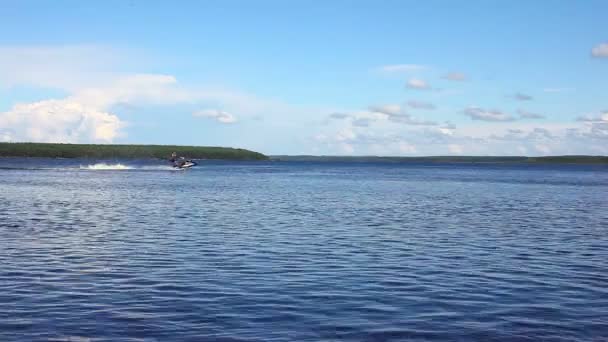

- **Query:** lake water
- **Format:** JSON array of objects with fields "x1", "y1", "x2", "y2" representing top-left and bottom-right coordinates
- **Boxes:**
[{"x1": 1, "y1": 158, "x2": 607, "y2": 341}]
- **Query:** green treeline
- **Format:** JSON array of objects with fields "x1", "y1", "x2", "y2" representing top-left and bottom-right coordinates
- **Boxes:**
[
  {"x1": 272, "y1": 155, "x2": 608, "y2": 164},
  {"x1": 0, "y1": 142, "x2": 268, "y2": 160}
]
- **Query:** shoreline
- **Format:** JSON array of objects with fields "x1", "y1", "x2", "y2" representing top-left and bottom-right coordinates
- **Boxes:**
[
  {"x1": 0, "y1": 142, "x2": 268, "y2": 160},
  {"x1": 270, "y1": 155, "x2": 608, "y2": 164}
]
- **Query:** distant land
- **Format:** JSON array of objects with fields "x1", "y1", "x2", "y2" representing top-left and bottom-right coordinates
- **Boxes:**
[
  {"x1": 0, "y1": 142, "x2": 268, "y2": 160},
  {"x1": 271, "y1": 155, "x2": 608, "y2": 164},
  {"x1": 1, "y1": 143, "x2": 606, "y2": 164}
]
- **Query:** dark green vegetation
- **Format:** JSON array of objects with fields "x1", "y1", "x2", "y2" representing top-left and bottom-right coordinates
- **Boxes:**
[
  {"x1": 272, "y1": 155, "x2": 608, "y2": 164},
  {"x1": 0, "y1": 142, "x2": 267, "y2": 160}
]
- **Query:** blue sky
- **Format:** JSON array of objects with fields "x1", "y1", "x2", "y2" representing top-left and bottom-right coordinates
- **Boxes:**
[{"x1": 1, "y1": 0, "x2": 607, "y2": 155}]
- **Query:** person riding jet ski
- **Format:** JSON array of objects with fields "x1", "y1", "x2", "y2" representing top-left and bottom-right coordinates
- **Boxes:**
[{"x1": 169, "y1": 152, "x2": 197, "y2": 169}]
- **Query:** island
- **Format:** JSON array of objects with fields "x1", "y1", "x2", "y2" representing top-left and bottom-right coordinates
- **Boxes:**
[{"x1": 0, "y1": 142, "x2": 268, "y2": 160}]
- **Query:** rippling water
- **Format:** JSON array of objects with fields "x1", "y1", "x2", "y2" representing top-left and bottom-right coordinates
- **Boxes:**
[{"x1": 1, "y1": 158, "x2": 607, "y2": 341}]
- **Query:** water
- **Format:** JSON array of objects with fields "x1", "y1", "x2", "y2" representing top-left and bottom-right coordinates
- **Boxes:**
[{"x1": 1, "y1": 158, "x2": 607, "y2": 342}]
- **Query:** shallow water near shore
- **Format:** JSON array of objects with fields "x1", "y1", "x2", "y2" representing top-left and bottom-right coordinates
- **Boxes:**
[{"x1": 1, "y1": 158, "x2": 607, "y2": 341}]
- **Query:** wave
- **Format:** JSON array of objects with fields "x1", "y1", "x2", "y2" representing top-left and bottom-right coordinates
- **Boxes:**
[
  {"x1": 1, "y1": 162, "x2": 190, "y2": 171},
  {"x1": 140, "y1": 165, "x2": 180, "y2": 171},
  {"x1": 80, "y1": 163, "x2": 133, "y2": 170}
]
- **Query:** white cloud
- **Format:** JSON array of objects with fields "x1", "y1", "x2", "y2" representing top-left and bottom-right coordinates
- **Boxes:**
[
  {"x1": 0, "y1": 46, "x2": 199, "y2": 143},
  {"x1": 589, "y1": 122, "x2": 608, "y2": 139},
  {"x1": 335, "y1": 127, "x2": 357, "y2": 142},
  {"x1": 368, "y1": 104, "x2": 437, "y2": 126},
  {"x1": 379, "y1": 64, "x2": 427, "y2": 73},
  {"x1": 393, "y1": 116, "x2": 437, "y2": 126},
  {"x1": 368, "y1": 104, "x2": 402, "y2": 116},
  {"x1": 329, "y1": 112, "x2": 349, "y2": 119},
  {"x1": 534, "y1": 144, "x2": 551, "y2": 155},
  {"x1": 575, "y1": 113, "x2": 608, "y2": 140},
  {"x1": 406, "y1": 78, "x2": 430, "y2": 89},
  {"x1": 73, "y1": 74, "x2": 190, "y2": 109},
  {"x1": 0, "y1": 45, "x2": 129, "y2": 91},
  {"x1": 438, "y1": 127, "x2": 454, "y2": 136},
  {"x1": 543, "y1": 87, "x2": 571, "y2": 93},
  {"x1": 464, "y1": 107, "x2": 515, "y2": 122},
  {"x1": 340, "y1": 143, "x2": 355, "y2": 154},
  {"x1": 442, "y1": 72, "x2": 467, "y2": 81},
  {"x1": 0, "y1": 73, "x2": 198, "y2": 143},
  {"x1": 576, "y1": 112, "x2": 608, "y2": 122},
  {"x1": 441, "y1": 122, "x2": 456, "y2": 130},
  {"x1": 407, "y1": 100, "x2": 436, "y2": 110},
  {"x1": 352, "y1": 118, "x2": 373, "y2": 127},
  {"x1": 0, "y1": 130, "x2": 12, "y2": 142},
  {"x1": 0, "y1": 99, "x2": 124, "y2": 143},
  {"x1": 193, "y1": 109, "x2": 237, "y2": 123},
  {"x1": 591, "y1": 43, "x2": 608, "y2": 58},
  {"x1": 512, "y1": 93, "x2": 533, "y2": 101},
  {"x1": 448, "y1": 144, "x2": 464, "y2": 154},
  {"x1": 313, "y1": 119, "x2": 608, "y2": 156},
  {"x1": 1, "y1": 45, "x2": 317, "y2": 143},
  {"x1": 398, "y1": 142, "x2": 417, "y2": 154},
  {"x1": 518, "y1": 109, "x2": 545, "y2": 119}
]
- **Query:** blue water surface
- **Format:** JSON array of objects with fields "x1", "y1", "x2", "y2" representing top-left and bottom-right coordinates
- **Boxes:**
[{"x1": 1, "y1": 158, "x2": 607, "y2": 341}]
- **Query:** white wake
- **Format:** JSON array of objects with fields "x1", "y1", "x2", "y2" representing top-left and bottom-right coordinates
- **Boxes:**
[{"x1": 80, "y1": 163, "x2": 133, "y2": 170}]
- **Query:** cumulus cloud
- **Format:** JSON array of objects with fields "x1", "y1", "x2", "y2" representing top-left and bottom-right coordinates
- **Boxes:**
[
  {"x1": 0, "y1": 46, "x2": 197, "y2": 143},
  {"x1": 0, "y1": 73, "x2": 199, "y2": 143},
  {"x1": 406, "y1": 78, "x2": 430, "y2": 90},
  {"x1": 442, "y1": 72, "x2": 467, "y2": 81},
  {"x1": 407, "y1": 100, "x2": 436, "y2": 110},
  {"x1": 314, "y1": 113, "x2": 608, "y2": 156},
  {"x1": 368, "y1": 104, "x2": 437, "y2": 126},
  {"x1": 591, "y1": 43, "x2": 608, "y2": 58},
  {"x1": 368, "y1": 104, "x2": 402, "y2": 116},
  {"x1": 1, "y1": 45, "x2": 326, "y2": 146},
  {"x1": 314, "y1": 118, "x2": 608, "y2": 156},
  {"x1": 193, "y1": 109, "x2": 237, "y2": 123},
  {"x1": 464, "y1": 107, "x2": 515, "y2": 122},
  {"x1": 1, "y1": 45, "x2": 317, "y2": 143},
  {"x1": 576, "y1": 112, "x2": 608, "y2": 122},
  {"x1": 589, "y1": 122, "x2": 608, "y2": 139},
  {"x1": 0, "y1": 99, "x2": 124, "y2": 143},
  {"x1": 512, "y1": 93, "x2": 533, "y2": 101},
  {"x1": 394, "y1": 117, "x2": 437, "y2": 126},
  {"x1": 575, "y1": 113, "x2": 608, "y2": 140},
  {"x1": 518, "y1": 109, "x2": 545, "y2": 119}
]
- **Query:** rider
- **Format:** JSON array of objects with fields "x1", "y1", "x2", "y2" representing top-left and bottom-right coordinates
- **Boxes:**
[{"x1": 169, "y1": 152, "x2": 185, "y2": 168}]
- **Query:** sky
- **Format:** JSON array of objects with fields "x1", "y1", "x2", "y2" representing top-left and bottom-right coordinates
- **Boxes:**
[{"x1": 0, "y1": 0, "x2": 607, "y2": 156}]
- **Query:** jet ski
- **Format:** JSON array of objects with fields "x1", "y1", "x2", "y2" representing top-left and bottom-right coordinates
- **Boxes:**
[
  {"x1": 169, "y1": 152, "x2": 197, "y2": 170},
  {"x1": 173, "y1": 159, "x2": 197, "y2": 169}
]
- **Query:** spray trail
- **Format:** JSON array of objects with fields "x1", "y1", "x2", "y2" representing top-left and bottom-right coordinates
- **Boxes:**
[{"x1": 80, "y1": 163, "x2": 133, "y2": 170}]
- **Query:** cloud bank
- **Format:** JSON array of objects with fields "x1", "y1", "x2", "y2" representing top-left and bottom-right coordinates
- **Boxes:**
[{"x1": 0, "y1": 99, "x2": 123, "y2": 143}]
